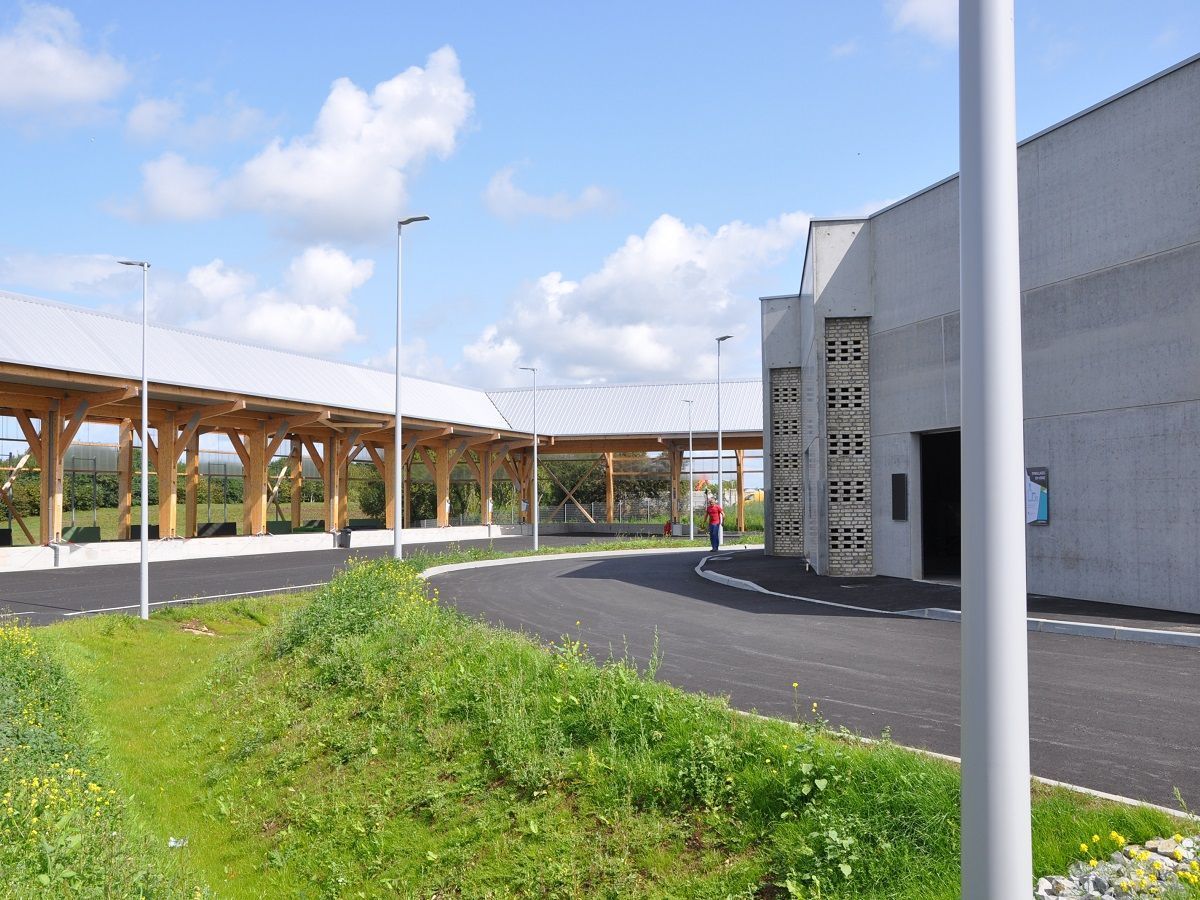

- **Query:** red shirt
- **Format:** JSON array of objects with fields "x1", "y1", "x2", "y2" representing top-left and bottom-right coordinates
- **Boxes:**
[{"x1": 705, "y1": 503, "x2": 724, "y2": 526}]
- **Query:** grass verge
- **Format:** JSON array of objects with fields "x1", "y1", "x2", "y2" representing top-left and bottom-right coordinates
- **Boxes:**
[{"x1": 19, "y1": 553, "x2": 1197, "y2": 898}]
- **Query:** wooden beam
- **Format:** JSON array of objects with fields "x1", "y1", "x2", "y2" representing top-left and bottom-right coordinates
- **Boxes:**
[
  {"x1": 0, "y1": 452, "x2": 35, "y2": 543},
  {"x1": 543, "y1": 459, "x2": 599, "y2": 524},
  {"x1": 185, "y1": 434, "x2": 200, "y2": 538},
  {"x1": 222, "y1": 428, "x2": 251, "y2": 468},
  {"x1": 735, "y1": 448, "x2": 746, "y2": 532},
  {"x1": 158, "y1": 411, "x2": 178, "y2": 538},
  {"x1": 289, "y1": 439, "x2": 303, "y2": 529},
  {"x1": 81, "y1": 385, "x2": 139, "y2": 408},
  {"x1": 117, "y1": 419, "x2": 132, "y2": 540},
  {"x1": 14, "y1": 410, "x2": 43, "y2": 462},
  {"x1": 245, "y1": 424, "x2": 267, "y2": 536},
  {"x1": 300, "y1": 436, "x2": 324, "y2": 473},
  {"x1": 265, "y1": 409, "x2": 329, "y2": 458},
  {"x1": 335, "y1": 429, "x2": 363, "y2": 466},
  {"x1": 604, "y1": 452, "x2": 615, "y2": 523}
]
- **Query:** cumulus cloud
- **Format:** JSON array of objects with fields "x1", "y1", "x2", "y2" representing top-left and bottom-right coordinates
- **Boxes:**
[
  {"x1": 129, "y1": 46, "x2": 472, "y2": 241},
  {"x1": 0, "y1": 4, "x2": 128, "y2": 112},
  {"x1": 887, "y1": 0, "x2": 957, "y2": 46},
  {"x1": 429, "y1": 210, "x2": 810, "y2": 388},
  {"x1": 829, "y1": 39, "x2": 861, "y2": 59},
  {"x1": 126, "y1": 93, "x2": 266, "y2": 145},
  {"x1": 2, "y1": 246, "x2": 373, "y2": 355},
  {"x1": 138, "y1": 153, "x2": 223, "y2": 220},
  {"x1": 179, "y1": 246, "x2": 373, "y2": 353},
  {"x1": 484, "y1": 165, "x2": 612, "y2": 220}
]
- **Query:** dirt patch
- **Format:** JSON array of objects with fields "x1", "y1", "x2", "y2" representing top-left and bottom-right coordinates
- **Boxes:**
[{"x1": 179, "y1": 620, "x2": 217, "y2": 636}]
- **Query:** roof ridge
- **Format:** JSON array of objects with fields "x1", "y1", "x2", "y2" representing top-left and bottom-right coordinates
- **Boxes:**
[{"x1": 487, "y1": 377, "x2": 760, "y2": 395}]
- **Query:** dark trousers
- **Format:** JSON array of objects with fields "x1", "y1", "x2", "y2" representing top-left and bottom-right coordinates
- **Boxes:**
[{"x1": 708, "y1": 522, "x2": 721, "y2": 551}]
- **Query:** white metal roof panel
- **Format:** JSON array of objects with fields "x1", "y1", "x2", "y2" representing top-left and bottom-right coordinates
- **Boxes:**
[
  {"x1": 0, "y1": 291, "x2": 511, "y2": 431},
  {"x1": 486, "y1": 379, "x2": 762, "y2": 436}
]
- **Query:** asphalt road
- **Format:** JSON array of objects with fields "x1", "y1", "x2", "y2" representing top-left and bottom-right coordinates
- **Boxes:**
[
  {"x1": 429, "y1": 550, "x2": 1200, "y2": 809},
  {"x1": 0, "y1": 535, "x2": 608, "y2": 623}
]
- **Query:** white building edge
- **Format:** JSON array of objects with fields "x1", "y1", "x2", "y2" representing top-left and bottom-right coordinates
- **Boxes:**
[{"x1": 761, "y1": 53, "x2": 1200, "y2": 613}]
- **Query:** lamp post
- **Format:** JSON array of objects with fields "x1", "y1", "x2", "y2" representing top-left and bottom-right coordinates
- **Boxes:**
[
  {"x1": 959, "y1": 0, "x2": 1032, "y2": 895},
  {"x1": 393, "y1": 215, "x2": 429, "y2": 560},
  {"x1": 518, "y1": 366, "x2": 538, "y2": 551},
  {"x1": 715, "y1": 335, "x2": 732, "y2": 545},
  {"x1": 118, "y1": 259, "x2": 150, "y2": 620},
  {"x1": 683, "y1": 399, "x2": 694, "y2": 540}
]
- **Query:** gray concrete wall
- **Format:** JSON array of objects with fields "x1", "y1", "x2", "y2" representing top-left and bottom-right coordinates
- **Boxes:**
[
  {"x1": 861, "y1": 56, "x2": 1200, "y2": 611},
  {"x1": 760, "y1": 294, "x2": 804, "y2": 555}
]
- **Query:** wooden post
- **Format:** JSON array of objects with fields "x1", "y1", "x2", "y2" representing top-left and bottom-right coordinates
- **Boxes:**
[
  {"x1": 40, "y1": 406, "x2": 61, "y2": 544},
  {"x1": 290, "y1": 439, "x2": 303, "y2": 529},
  {"x1": 158, "y1": 413, "x2": 178, "y2": 538},
  {"x1": 435, "y1": 444, "x2": 451, "y2": 527},
  {"x1": 321, "y1": 435, "x2": 335, "y2": 531},
  {"x1": 117, "y1": 418, "x2": 133, "y2": 540},
  {"x1": 338, "y1": 442, "x2": 351, "y2": 530},
  {"x1": 244, "y1": 424, "x2": 267, "y2": 536},
  {"x1": 735, "y1": 449, "x2": 746, "y2": 532},
  {"x1": 604, "y1": 452, "x2": 615, "y2": 523},
  {"x1": 184, "y1": 432, "x2": 199, "y2": 538},
  {"x1": 669, "y1": 448, "x2": 682, "y2": 524},
  {"x1": 403, "y1": 460, "x2": 412, "y2": 528},
  {"x1": 480, "y1": 450, "x2": 494, "y2": 526}
]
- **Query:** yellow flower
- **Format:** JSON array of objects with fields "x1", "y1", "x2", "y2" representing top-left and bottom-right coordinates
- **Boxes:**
[
  {"x1": 1092, "y1": 834, "x2": 1100, "y2": 843},
  {"x1": 1080, "y1": 843, "x2": 1090, "y2": 853},
  {"x1": 792, "y1": 682, "x2": 798, "y2": 689}
]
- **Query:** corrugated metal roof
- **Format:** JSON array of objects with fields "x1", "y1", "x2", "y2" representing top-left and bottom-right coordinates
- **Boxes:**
[
  {"x1": 487, "y1": 379, "x2": 762, "y2": 436},
  {"x1": 0, "y1": 292, "x2": 763, "y2": 438},
  {"x1": 0, "y1": 291, "x2": 511, "y2": 431}
]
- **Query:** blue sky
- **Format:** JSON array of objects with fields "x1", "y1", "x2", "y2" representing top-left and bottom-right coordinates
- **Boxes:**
[{"x1": 1, "y1": 1, "x2": 1196, "y2": 388}]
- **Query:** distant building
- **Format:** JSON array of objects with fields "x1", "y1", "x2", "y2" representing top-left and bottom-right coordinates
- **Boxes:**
[{"x1": 760, "y1": 54, "x2": 1199, "y2": 613}]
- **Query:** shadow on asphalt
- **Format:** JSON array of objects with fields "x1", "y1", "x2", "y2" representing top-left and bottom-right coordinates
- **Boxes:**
[{"x1": 554, "y1": 555, "x2": 895, "y2": 621}]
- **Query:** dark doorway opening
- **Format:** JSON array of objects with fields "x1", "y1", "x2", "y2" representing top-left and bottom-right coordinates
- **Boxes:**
[{"x1": 920, "y1": 431, "x2": 961, "y2": 579}]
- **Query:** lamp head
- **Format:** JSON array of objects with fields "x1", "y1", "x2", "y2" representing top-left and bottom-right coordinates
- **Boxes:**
[
  {"x1": 716, "y1": 334, "x2": 733, "y2": 343},
  {"x1": 118, "y1": 260, "x2": 150, "y2": 268},
  {"x1": 398, "y1": 216, "x2": 430, "y2": 228},
  {"x1": 518, "y1": 366, "x2": 537, "y2": 373}
]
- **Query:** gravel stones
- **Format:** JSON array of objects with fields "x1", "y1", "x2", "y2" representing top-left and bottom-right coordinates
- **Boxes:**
[{"x1": 1034, "y1": 833, "x2": 1200, "y2": 898}]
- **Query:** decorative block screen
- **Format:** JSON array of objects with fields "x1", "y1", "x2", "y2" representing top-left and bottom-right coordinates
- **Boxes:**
[
  {"x1": 824, "y1": 319, "x2": 872, "y2": 575},
  {"x1": 769, "y1": 367, "x2": 804, "y2": 556}
]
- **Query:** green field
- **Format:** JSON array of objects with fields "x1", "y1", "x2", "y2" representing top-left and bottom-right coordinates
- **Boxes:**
[{"x1": 6, "y1": 546, "x2": 1191, "y2": 897}]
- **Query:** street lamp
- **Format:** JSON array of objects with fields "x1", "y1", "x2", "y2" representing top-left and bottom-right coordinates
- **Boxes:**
[
  {"x1": 394, "y1": 215, "x2": 429, "y2": 560},
  {"x1": 959, "y1": 0, "x2": 1032, "y2": 895},
  {"x1": 715, "y1": 335, "x2": 733, "y2": 545},
  {"x1": 518, "y1": 366, "x2": 538, "y2": 551},
  {"x1": 682, "y1": 399, "x2": 695, "y2": 540},
  {"x1": 118, "y1": 259, "x2": 150, "y2": 620}
]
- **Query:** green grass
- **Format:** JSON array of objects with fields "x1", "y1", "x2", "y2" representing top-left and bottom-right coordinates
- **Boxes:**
[{"x1": 11, "y1": 550, "x2": 1196, "y2": 897}]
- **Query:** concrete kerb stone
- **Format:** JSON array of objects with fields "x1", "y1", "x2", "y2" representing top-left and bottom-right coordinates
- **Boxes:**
[{"x1": 695, "y1": 559, "x2": 1200, "y2": 650}]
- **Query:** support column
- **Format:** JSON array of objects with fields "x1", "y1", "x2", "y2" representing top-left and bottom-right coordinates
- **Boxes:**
[
  {"x1": 604, "y1": 452, "x2": 615, "y2": 523},
  {"x1": 669, "y1": 448, "x2": 682, "y2": 524},
  {"x1": 403, "y1": 460, "x2": 412, "y2": 528},
  {"x1": 321, "y1": 435, "x2": 335, "y2": 531},
  {"x1": 290, "y1": 439, "x2": 303, "y2": 528},
  {"x1": 40, "y1": 406, "x2": 61, "y2": 544},
  {"x1": 158, "y1": 413, "x2": 178, "y2": 538},
  {"x1": 735, "y1": 449, "x2": 746, "y2": 532},
  {"x1": 185, "y1": 433, "x2": 199, "y2": 538},
  {"x1": 338, "y1": 443, "x2": 351, "y2": 530},
  {"x1": 480, "y1": 450, "x2": 494, "y2": 526},
  {"x1": 244, "y1": 424, "x2": 267, "y2": 536},
  {"x1": 435, "y1": 444, "x2": 451, "y2": 527},
  {"x1": 117, "y1": 418, "x2": 133, "y2": 540}
]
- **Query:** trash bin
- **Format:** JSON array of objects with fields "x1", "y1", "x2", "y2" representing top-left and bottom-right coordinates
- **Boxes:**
[
  {"x1": 336, "y1": 527, "x2": 352, "y2": 549},
  {"x1": 671, "y1": 523, "x2": 684, "y2": 537}
]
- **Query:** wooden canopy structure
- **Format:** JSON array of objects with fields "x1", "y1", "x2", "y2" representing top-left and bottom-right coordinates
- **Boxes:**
[{"x1": 0, "y1": 359, "x2": 762, "y2": 543}]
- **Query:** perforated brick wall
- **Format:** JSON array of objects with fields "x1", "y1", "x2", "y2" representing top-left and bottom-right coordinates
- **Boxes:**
[
  {"x1": 824, "y1": 319, "x2": 872, "y2": 575},
  {"x1": 769, "y1": 367, "x2": 804, "y2": 556}
]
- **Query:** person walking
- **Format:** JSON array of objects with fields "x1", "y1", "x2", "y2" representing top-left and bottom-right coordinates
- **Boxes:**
[{"x1": 704, "y1": 496, "x2": 724, "y2": 552}]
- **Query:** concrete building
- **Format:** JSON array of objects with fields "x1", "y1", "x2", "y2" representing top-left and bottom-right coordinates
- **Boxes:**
[{"x1": 761, "y1": 54, "x2": 1200, "y2": 613}]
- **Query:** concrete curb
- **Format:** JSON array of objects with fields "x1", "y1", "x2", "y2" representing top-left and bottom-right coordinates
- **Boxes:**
[
  {"x1": 421, "y1": 543, "x2": 764, "y2": 582},
  {"x1": 695, "y1": 559, "x2": 1200, "y2": 650}
]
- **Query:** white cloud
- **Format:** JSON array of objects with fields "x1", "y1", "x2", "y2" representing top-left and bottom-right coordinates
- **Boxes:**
[
  {"x1": 0, "y1": 4, "x2": 128, "y2": 112},
  {"x1": 830, "y1": 39, "x2": 861, "y2": 59},
  {"x1": 431, "y1": 210, "x2": 809, "y2": 388},
  {"x1": 484, "y1": 165, "x2": 612, "y2": 220},
  {"x1": 138, "y1": 153, "x2": 222, "y2": 220},
  {"x1": 180, "y1": 246, "x2": 373, "y2": 353},
  {"x1": 130, "y1": 46, "x2": 473, "y2": 241},
  {"x1": 887, "y1": 0, "x2": 957, "y2": 46},
  {"x1": 126, "y1": 93, "x2": 268, "y2": 146},
  {"x1": 1, "y1": 246, "x2": 373, "y2": 355}
]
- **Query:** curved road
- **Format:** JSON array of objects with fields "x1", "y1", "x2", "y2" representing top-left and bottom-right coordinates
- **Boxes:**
[{"x1": 430, "y1": 549, "x2": 1200, "y2": 809}]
